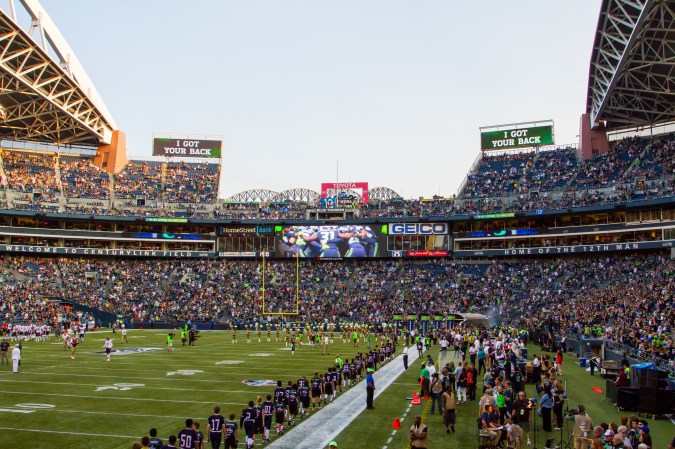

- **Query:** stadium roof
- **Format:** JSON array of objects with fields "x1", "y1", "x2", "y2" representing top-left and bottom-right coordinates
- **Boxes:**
[
  {"x1": 0, "y1": 0, "x2": 116, "y2": 147},
  {"x1": 586, "y1": 0, "x2": 674, "y2": 130}
]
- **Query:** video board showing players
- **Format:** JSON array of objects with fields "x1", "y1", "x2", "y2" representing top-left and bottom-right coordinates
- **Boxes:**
[{"x1": 276, "y1": 225, "x2": 383, "y2": 258}]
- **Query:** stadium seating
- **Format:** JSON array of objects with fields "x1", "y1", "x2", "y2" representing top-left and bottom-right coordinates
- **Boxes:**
[
  {"x1": 59, "y1": 155, "x2": 111, "y2": 199},
  {"x1": 1, "y1": 134, "x2": 673, "y2": 218},
  {"x1": 113, "y1": 160, "x2": 163, "y2": 200},
  {"x1": 1, "y1": 253, "x2": 672, "y2": 369}
]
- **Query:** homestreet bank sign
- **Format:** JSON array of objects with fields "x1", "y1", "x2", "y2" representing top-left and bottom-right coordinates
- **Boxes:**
[
  {"x1": 0, "y1": 245, "x2": 213, "y2": 258},
  {"x1": 454, "y1": 240, "x2": 675, "y2": 257}
]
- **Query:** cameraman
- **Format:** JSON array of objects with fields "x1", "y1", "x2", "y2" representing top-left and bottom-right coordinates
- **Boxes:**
[
  {"x1": 513, "y1": 391, "x2": 532, "y2": 446},
  {"x1": 566, "y1": 404, "x2": 593, "y2": 449}
]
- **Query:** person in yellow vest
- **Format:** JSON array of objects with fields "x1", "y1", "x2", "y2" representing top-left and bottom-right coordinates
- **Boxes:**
[
  {"x1": 566, "y1": 404, "x2": 593, "y2": 449},
  {"x1": 409, "y1": 415, "x2": 428, "y2": 449}
]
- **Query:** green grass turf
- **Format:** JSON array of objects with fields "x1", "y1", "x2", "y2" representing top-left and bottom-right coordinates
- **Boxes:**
[
  {"x1": 0, "y1": 329, "x2": 382, "y2": 449},
  {"x1": 333, "y1": 346, "x2": 674, "y2": 449},
  {"x1": 1, "y1": 335, "x2": 672, "y2": 449}
]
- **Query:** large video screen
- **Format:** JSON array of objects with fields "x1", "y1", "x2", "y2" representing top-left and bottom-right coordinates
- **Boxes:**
[{"x1": 276, "y1": 225, "x2": 384, "y2": 258}]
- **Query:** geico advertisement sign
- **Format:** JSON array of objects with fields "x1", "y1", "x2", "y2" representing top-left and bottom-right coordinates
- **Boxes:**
[{"x1": 390, "y1": 223, "x2": 448, "y2": 235}]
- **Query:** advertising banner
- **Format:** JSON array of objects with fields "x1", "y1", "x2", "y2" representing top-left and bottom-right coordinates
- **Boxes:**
[
  {"x1": 0, "y1": 245, "x2": 213, "y2": 258},
  {"x1": 453, "y1": 240, "x2": 675, "y2": 257},
  {"x1": 481, "y1": 125, "x2": 554, "y2": 151},
  {"x1": 320, "y1": 182, "x2": 369, "y2": 203},
  {"x1": 153, "y1": 138, "x2": 222, "y2": 158}
]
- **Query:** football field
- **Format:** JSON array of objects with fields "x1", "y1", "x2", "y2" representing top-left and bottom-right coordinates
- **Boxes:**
[
  {"x1": 1, "y1": 330, "x2": 672, "y2": 449},
  {"x1": 0, "y1": 329, "x2": 379, "y2": 449}
]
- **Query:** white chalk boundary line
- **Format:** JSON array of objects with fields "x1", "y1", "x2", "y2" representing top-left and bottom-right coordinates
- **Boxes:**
[
  {"x1": 0, "y1": 427, "x2": 138, "y2": 439},
  {"x1": 266, "y1": 346, "x2": 420, "y2": 449},
  {"x1": 0, "y1": 379, "x2": 268, "y2": 394},
  {"x1": 22, "y1": 362, "x2": 305, "y2": 373},
  {"x1": 41, "y1": 407, "x2": 207, "y2": 421},
  {"x1": 12, "y1": 371, "x2": 289, "y2": 384},
  {"x1": 384, "y1": 400, "x2": 413, "y2": 449},
  {"x1": 0, "y1": 390, "x2": 238, "y2": 405}
]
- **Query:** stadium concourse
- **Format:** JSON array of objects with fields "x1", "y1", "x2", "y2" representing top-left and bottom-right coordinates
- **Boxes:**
[{"x1": 0, "y1": 133, "x2": 672, "y2": 217}]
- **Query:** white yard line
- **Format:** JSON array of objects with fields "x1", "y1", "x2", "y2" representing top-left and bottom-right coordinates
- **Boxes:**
[
  {"x1": 266, "y1": 347, "x2": 420, "y2": 449},
  {"x1": 0, "y1": 378, "x2": 265, "y2": 394},
  {"x1": 10, "y1": 371, "x2": 281, "y2": 384},
  {"x1": 0, "y1": 390, "x2": 236, "y2": 405},
  {"x1": 0, "y1": 426, "x2": 138, "y2": 439},
  {"x1": 44, "y1": 408, "x2": 208, "y2": 420}
]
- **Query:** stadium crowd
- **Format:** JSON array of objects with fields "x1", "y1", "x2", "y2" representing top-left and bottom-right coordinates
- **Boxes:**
[
  {"x1": 0, "y1": 134, "x2": 673, "y2": 219},
  {"x1": 1, "y1": 253, "x2": 672, "y2": 370},
  {"x1": 59, "y1": 156, "x2": 111, "y2": 199}
]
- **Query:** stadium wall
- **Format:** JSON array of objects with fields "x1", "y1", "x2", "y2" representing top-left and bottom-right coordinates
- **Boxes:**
[
  {"x1": 578, "y1": 113, "x2": 609, "y2": 160},
  {"x1": 94, "y1": 130, "x2": 127, "y2": 173}
]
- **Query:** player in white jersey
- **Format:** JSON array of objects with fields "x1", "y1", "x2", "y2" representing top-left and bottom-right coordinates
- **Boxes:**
[
  {"x1": 79, "y1": 322, "x2": 86, "y2": 341},
  {"x1": 62, "y1": 330, "x2": 71, "y2": 350},
  {"x1": 103, "y1": 337, "x2": 113, "y2": 362},
  {"x1": 120, "y1": 325, "x2": 128, "y2": 344}
]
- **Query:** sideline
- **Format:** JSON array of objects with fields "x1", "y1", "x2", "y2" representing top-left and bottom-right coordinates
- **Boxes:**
[{"x1": 267, "y1": 346, "x2": 420, "y2": 449}]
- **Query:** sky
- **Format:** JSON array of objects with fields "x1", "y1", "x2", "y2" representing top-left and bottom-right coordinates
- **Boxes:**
[{"x1": 32, "y1": 0, "x2": 601, "y2": 199}]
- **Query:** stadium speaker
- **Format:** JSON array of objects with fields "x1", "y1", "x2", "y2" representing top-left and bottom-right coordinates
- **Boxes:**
[{"x1": 136, "y1": 198, "x2": 145, "y2": 207}]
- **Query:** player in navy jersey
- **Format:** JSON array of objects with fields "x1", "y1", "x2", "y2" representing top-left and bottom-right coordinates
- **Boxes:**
[
  {"x1": 315, "y1": 226, "x2": 348, "y2": 258},
  {"x1": 284, "y1": 381, "x2": 294, "y2": 403},
  {"x1": 298, "y1": 382, "x2": 310, "y2": 416},
  {"x1": 310, "y1": 371, "x2": 324, "y2": 409},
  {"x1": 355, "y1": 358, "x2": 363, "y2": 382},
  {"x1": 342, "y1": 360, "x2": 351, "y2": 388},
  {"x1": 194, "y1": 422, "x2": 205, "y2": 449},
  {"x1": 207, "y1": 406, "x2": 225, "y2": 449},
  {"x1": 349, "y1": 360, "x2": 357, "y2": 384},
  {"x1": 148, "y1": 428, "x2": 163, "y2": 449},
  {"x1": 359, "y1": 226, "x2": 379, "y2": 257},
  {"x1": 163, "y1": 435, "x2": 178, "y2": 449},
  {"x1": 261, "y1": 395, "x2": 274, "y2": 444},
  {"x1": 223, "y1": 414, "x2": 238, "y2": 449},
  {"x1": 330, "y1": 367, "x2": 339, "y2": 399},
  {"x1": 274, "y1": 401, "x2": 286, "y2": 435},
  {"x1": 344, "y1": 226, "x2": 367, "y2": 257},
  {"x1": 366, "y1": 353, "x2": 374, "y2": 371},
  {"x1": 273, "y1": 380, "x2": 286, "y2": 405},
  {"x1": 287, "y1": 384, "x2": 299, "y2": 425},
  {"x1": 323, "y1": 368, "x2": 334, "y2": 404},
  {"x1": 254, "y1": 397, "x2": 263, "y2": 441},
  {"x1": 178, "y1": 419, "x2": 199, "y2": 449},
  {"x1": 239, "y1": 401, "x2": 257, "y2": 449}
]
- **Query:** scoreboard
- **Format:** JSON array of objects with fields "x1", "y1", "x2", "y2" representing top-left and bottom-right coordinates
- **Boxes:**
[{"x1": 217, "y1": 223, "x2": 450, "y2": 258}]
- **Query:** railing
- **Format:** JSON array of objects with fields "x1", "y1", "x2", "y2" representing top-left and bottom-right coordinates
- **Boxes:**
[
  {"x1": 1, "y1": 140, "x2": 97, "y2": 156},
  {"x1": 605, "y1": 340, "x2": 674, "y2": 377}
]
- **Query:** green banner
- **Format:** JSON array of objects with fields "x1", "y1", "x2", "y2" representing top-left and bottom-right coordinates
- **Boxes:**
[
  {"x1": 420, "y1": 315, "x2": 431, "y2": 322},
  {"x1": 481, "y1": 125, "x2": 554, "y2": 151},
  {"x1": 153, "y1": 138, "x2": 222, "y2": 158},
  {"x1": 475, "y1": 212, "x2": 515, "y2": 220}
]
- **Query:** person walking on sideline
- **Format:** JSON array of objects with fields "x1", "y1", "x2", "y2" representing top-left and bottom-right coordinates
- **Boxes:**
[{"x1": 11, "y1": 344, "x2": 20, "y2": 373}]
